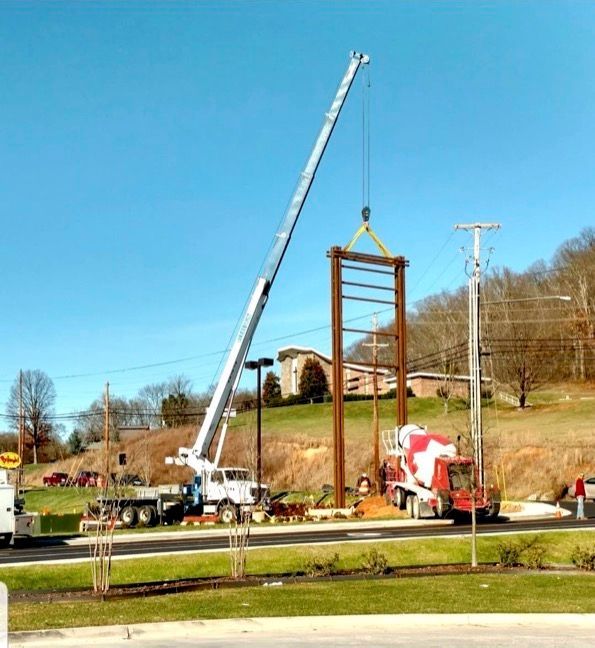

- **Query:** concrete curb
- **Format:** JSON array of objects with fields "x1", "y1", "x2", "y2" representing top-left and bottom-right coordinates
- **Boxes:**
[{"x1": 10, "y1": 614, "x2": 595, "y2": 646}]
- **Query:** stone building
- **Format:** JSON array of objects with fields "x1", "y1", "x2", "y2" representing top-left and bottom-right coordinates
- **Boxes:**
[{"x1": 276, "y1": 346, "x2": 390, "y2": 398}]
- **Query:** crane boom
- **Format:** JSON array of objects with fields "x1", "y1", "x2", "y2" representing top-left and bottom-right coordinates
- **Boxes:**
[{"x1": 179, "y1": 51, "x2": 369, "y2": 473}]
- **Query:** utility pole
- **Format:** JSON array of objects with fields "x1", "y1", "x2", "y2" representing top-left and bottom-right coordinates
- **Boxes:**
[
  {"x1": 104, "y1": 382, "x2": 110, "y2": 489},
  {"x1": 17, "y1": 369, "x2": 24, "y2": 490},
  {"x1": 363, "y1": 314, "x2": 388, "y2": 492},
  {"x1": 455, "y1": 222, "x2": 500, "y2": 567}
]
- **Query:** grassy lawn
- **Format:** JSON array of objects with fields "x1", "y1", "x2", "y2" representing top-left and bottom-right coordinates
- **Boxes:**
[
  {"x1": 8, "y1": 574, "x2": 595, "y2": 631},
  {"x1": 22, "y1": 487, "x2": 100, "y2": 515},
  {"x1": 5, "y1": 530, "x2": 594, "y2": 630},
  {"x1": 3, "y1": 531, "x2": 592, "y2": 593}
]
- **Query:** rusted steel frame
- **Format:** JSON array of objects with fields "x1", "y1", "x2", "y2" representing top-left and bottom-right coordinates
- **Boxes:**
[
  {"x1": 343, "y1": 327, "x2": 395, "y2": 337},
  {"x1": 341, "y1": 360, "x2": 399, "y2": 370},
  {"x1": 342, "y1": 263, "x2": 395, "y2": 276},
  {"x1": 396, "y1": 263, "x2": 407, "y2": 425},
  {"x1": 330, "y1": 247, "x2": 346, "y2": 508},
  {"x1": 340, "y1": 250, "x2": 408, "y2": 268},
  {"x1": 344, "y1": 294, "x2": 397, "y2": 306},
  {"x1": 341, "y1": 279, "x2": 395, "y2": 292}
]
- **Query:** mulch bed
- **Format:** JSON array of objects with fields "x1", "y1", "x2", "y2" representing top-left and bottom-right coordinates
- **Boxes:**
[{"x1": 10, "y1": 563, "x2": 580, "y2": 604}]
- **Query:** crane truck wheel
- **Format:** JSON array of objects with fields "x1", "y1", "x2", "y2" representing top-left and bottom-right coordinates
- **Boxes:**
[
  {"x1": 218, "y1": 504, "x2": 238, "y2": 524},
  {"x1": 0, "y1": 533, "x2": 12, "y2": 549},
  {"x1": 119, "y1": 505, "x2": 137, "y2": 528},
  {"x1": 138, "y1": 505, "x2": 157, "y2": 527}
]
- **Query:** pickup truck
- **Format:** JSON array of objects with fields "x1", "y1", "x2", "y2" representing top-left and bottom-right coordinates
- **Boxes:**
[
  {"x1": 42, "y1": 472, "x2": 69, "y2": 487},
  {"x1": 69, "y1": 471, "x2": 99, "y2": 487}
]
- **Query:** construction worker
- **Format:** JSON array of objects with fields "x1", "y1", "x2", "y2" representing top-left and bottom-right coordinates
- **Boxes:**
[
  {"x1": 378, "y1": 460, "x2": 388, "y2": 495},
  {"x1": 357, "y1": 472, "x2": 371, "y2": 497}
]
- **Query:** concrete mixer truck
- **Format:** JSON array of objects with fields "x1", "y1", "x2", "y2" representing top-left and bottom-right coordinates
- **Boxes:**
[{"x1": 381, "y1": 424, "x2": 500, "y2": 520}]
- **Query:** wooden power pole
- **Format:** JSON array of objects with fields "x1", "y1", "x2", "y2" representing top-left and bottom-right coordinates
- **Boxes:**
[
  {"x1": 104, "y1": 382, "x2": 110, "y2": 488},
  {"x1": 363, "y1": 314, "x2": 388, "y2": 490}
]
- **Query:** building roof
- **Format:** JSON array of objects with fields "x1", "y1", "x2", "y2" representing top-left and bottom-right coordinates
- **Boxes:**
[{"x1": 276, "y1": 345, "x2": 389, "y2": 375}]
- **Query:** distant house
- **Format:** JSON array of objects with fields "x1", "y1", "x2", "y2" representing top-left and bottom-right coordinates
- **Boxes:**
[
  {"x1": 277, "y1": 346, "x2": 390, "y2": 398},
  {"x1": 385, "y1": 371, "x2": 491, "y2": 398},
  {"x1": 277, "y1": 346, "x2": 491, "y2": 400}
]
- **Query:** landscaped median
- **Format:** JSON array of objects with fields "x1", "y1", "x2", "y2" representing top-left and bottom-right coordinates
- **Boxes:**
[{"x1": 3, "y1": 531, "x2": 594, "y2": 631}]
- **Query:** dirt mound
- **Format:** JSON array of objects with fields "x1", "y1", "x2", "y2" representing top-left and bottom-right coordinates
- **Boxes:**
[{"x1": 355, "y1": 495, "x2": 404, "y2": 519}]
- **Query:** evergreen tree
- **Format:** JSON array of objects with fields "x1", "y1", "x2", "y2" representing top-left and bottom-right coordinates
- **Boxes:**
[
  {"x1": 262, "y1": 371, "x2": 281, "y2": 405},
  {"x1": 298, "y1": 358, "x2": 328, "y2": 403}
]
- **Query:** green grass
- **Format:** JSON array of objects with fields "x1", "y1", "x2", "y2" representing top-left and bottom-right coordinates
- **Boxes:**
[
  {"x1": 8, "y1": 574, "x2": 595, "y2": 631},
  {"x1": 22, "y1": 487, "x2": 99, "y2": 515},
  {"x1": 2, "y1": 531, "x2": 591, "y2": 593},
  {"x1": 231, "y1": 396, "x2": 462, "y2": 440},
  {"x1": 5, "y1": 530, "x2": 595, "y2": 631}
]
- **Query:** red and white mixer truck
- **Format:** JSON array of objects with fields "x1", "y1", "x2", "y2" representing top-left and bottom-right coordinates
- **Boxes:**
[{"x1": 382, "y1": 424, "x2": 500, "y2": 519}]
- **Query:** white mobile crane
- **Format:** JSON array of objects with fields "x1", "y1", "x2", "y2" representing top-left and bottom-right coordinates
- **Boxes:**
[{"x1": 164, "y1": 51, "x2": 370, "y2": 523}]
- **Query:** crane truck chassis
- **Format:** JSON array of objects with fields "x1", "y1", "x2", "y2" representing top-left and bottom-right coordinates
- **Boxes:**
[
  {"x1": 95, "y1": 467, "x2": 268, "y2": 527},
  {"x1": 382, "y1": 424, "x2": 500, "y2": 520}
]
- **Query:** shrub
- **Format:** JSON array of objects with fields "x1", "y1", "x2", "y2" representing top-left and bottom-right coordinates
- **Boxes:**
[
  {"x1": 361, "y1": 548, "x2": 389, "y2": 575},
  {"x1": 524, "y1": 544, "x2": 546, "y2": 570},
  {"x1": 497, "y1": 536, "x2": 545, "y2": 569},
  {"x1": 304, "y1": 552, "x2": 340, "y2": 577},
  {"x1": 570, "y1": 545, "x2": 595, "y2": 571},
  {"x1": 497, "y1": 540, "x2": 523, "y2": 567}
]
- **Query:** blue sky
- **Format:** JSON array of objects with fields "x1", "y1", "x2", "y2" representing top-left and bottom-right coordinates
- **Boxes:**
[{"x1": 1, "y1": 1, "x2": 593, "y2": 428}]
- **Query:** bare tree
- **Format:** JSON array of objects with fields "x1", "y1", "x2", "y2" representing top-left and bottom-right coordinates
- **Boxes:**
[
  {"x1": 6, "y1": 370, "x2": 56, "y2": 464},
  {"x1": 137, "y1": 382, "x2": 168, "y2": 427},
  {"x1": 483, "y1": 267, "x2": 561, "y2": 408},
  {"x1": 552, "y1": 228, "x2": 595, "y2": 380}
]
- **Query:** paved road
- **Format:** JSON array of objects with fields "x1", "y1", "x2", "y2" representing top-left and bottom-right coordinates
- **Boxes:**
[
  {"x1": 10, "y1": 615, "x2": 595, "y2": 648},
  {"x1": 1, "y1": 509, "x2": 593, "y2": 566}
]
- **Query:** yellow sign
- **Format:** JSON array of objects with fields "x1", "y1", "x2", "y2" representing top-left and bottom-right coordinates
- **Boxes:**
[{"x1": 0, "y1": 452, "x2": 21, "y2": 469}]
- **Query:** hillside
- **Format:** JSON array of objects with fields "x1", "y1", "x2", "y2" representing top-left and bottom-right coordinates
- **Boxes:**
[{"x1": 26, "y1": 382, "x2": 595, "y2": 500}]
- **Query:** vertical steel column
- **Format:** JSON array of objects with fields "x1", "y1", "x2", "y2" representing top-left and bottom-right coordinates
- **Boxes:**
[
  {"x1": 330, "y1": 246, "x2": 346, "y2": 508},
  {"x1": 395, "y1": 263, "x2": 408, "y2": 426}
]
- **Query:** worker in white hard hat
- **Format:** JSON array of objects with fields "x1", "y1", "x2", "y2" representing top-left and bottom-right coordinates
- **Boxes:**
[{"x1": 357, "y1": 472, "x2": 371, "y2": 497}]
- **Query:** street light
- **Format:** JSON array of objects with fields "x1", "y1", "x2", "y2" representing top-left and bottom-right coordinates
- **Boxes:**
[{"x1": 244, "y1": 357, "x2": 274, "y2": 501}]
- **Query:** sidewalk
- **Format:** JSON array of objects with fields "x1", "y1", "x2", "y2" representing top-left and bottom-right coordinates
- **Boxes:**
[{"x1": 10, "y1": 614, "x2": 595, "y2": 647}]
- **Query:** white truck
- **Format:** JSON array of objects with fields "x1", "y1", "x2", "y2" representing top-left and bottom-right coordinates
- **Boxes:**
[{"x1": 0, "y1": 468, "x2": 34, "y2": 547}]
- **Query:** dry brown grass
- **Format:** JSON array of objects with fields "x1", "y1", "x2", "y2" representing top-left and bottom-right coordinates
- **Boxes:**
[{"x1": 25, "y1": 383, "x2": 595, "y2": 500}]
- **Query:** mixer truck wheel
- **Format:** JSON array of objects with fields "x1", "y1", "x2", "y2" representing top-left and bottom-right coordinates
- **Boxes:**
[
  {"x1": 436, "y1": 493, "x2": 450, "y2": 519},
  {"x1": 411, "y1": 496, "x2": 421, "y2": 520},
  {"x1": 395, "y1": 488, "x2": 406, "y2": 510},
  {"x1": 405, "y1": 495, "x2": 413, "y2": 518}
]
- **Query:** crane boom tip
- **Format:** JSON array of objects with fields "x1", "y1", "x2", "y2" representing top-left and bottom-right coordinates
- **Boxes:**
[{"x1": 350, "y1": 51, "x2": 370, "y2": 64}]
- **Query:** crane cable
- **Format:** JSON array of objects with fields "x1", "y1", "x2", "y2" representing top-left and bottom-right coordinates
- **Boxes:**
[{"x1": 345, "y1": 67, "x2": 393, "y2": 258}]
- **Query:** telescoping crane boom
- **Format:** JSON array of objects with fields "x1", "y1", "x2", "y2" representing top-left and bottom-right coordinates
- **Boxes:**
[{"x1": 174, "y1": 51, "x2": 369, "y2": 475}]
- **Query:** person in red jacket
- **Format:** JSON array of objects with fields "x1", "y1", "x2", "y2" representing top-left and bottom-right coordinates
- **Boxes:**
[{"x1": 574, "y1": 473, "x2": 586, "y2": 520}]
